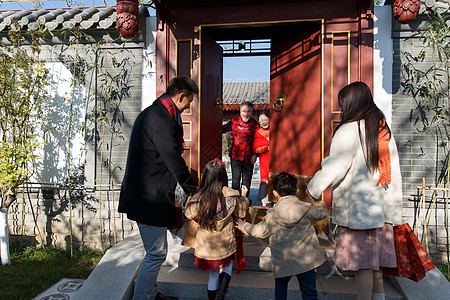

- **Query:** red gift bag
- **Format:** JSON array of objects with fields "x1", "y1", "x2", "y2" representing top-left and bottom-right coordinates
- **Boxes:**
[
  {"x1": 235, "y1": 227, "x2": 247, "y2": 274},
  {"x1": 382, "y1": 223, "x2": 435, "y2": 282}
]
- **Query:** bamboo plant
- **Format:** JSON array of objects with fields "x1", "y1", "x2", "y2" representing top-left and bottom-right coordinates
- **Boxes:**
[
  {"x1": 403, "y1": 6, "x2": 450, "y2": 268},
  {"x1": 0, "y1": 22, "x2": 50, "y2": 265}
]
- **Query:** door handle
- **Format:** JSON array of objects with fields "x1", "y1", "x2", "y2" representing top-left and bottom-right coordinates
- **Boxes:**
[
  {"x1": 216, "y1": 97, "x2": 223, "y2": 113},
  {"x1": 273, "y1": 93, "x2": 286, "y2": 112}
]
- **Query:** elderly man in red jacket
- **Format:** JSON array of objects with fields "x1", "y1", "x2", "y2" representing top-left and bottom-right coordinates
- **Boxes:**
[
  {"x1": 119, "y1": 76, "x2": 198, "y2": 300},
  {"x1": 223, "y1": 101, "x2": 259, "y2": 200}
]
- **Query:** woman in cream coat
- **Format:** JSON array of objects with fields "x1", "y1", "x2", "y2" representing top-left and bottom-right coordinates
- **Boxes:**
[{"x1": 307, "y1": 82, "x2": 403, "y2": 300}]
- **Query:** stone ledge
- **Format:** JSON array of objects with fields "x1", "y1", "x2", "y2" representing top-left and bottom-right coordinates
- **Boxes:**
[
  {"x1": 33, "y1": 278, "x2": 85, "y2": 300},
  {"x1": 387, "y1": 267, "x2": 450, "y2": 300},
  {"x1": 72, "y1": 232, "x2": 144, "y2": 300}
]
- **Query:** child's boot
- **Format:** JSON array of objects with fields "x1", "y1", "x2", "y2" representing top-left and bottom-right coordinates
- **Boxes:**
[
  {"x1": 207, "y1": 290, "x2": 217, "y2": 300},
  {"x1": 372, "y1": 293, "x2": 385, "y2": 300},
  {"x1": 215, "y1": 272, "x2": 231, "y2": 300}
]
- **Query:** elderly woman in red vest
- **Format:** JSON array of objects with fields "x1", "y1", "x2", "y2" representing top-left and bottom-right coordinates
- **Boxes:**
[{"x1": 253, "y1": 110, "x2": 270, "y2": 205}]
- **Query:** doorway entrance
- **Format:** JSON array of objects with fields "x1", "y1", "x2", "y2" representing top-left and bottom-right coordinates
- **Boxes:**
[
  {"x1": 220, "y1": 39, "x2": 271, "y2": 203},
  {"x1": 155, "y1": 0, "x2": 374, "y2": 234},
  {"x1": 202, "y1": 21, "x2": 323, "y2": 200}
]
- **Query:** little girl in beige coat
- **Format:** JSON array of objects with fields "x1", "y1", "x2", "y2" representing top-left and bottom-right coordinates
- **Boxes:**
[
  {"x1": 236, "y1": 172, "x2": 327, "y2": 300},
  {"x1": 184, "y1": 159, "x2": 249, "y2": 300}
]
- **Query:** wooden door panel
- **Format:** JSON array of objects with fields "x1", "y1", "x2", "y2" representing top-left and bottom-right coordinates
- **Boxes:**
[
  {"x1": 320, "y1": 6, "x2": 374, "y2": 206},
  {"x1": 270, "y1": 23, "x2": 322, "y2": 176},
  {"x1": 200, "y1": 32, "x2": 223, "y2": 173},
  {"x1": 176, "y1": 38, "x2": 199, "y2": 180}
]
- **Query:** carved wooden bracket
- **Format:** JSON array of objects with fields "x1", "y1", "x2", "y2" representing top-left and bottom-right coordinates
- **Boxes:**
[
  {"x1": 392, "y1": 0, "x2": 420, "y2": 24},
  {"x1": 116, "y1": 0, "x2": 139, "y2": 39}
]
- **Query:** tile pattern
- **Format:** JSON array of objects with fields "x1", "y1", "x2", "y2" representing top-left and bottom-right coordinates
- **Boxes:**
[
  {"x1": 223, "y1": 81, "x2": 269, "y2": 105},
  {"x1": 0, "y1": 6, "x2": 116, "y2": 32},
  {"x1": 33, "y1": 278, "x2": 85, "y2": 300}
]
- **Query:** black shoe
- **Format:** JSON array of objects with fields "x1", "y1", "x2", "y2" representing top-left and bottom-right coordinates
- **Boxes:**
[
  {"x1": 155, "y1": 291, "x2": 178, "y2": 300},
  {"x1": 215, "y1": 273, "x2": 231, "y2": 300},
  {"x1": 207, "y1": 290, "x2": 217, "y2": 300}
]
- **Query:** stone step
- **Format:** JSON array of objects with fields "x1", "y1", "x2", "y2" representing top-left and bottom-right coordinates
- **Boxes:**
[
  {"x1": 164, "y1": 235, "x2": 345, "y2": 276},
  {"x1": 156, "y1": 265, "x2": 404, "y2": 300},
  {"x1": 69, "y1": 231, "x2": 449, "y2": 300},
  {"x1": 164, "y1": 243, "x2": 272, "y2": 272}
]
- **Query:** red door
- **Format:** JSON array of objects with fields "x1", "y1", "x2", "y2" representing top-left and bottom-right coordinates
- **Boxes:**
[
  {"x1": 270, "y1": 23, "x2": 322, "y2": 178},
  {"x1": 199, "y1": 32, "x2": 223, "y2": 173}
]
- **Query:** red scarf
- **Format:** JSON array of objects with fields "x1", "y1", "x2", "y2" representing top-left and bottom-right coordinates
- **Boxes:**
[
  {"x1": 377, "y1": 119, "x2": 391, "y2": 187},
  {"x1": 159, "y1": 93, "x2": 181, "y2": 125},
  {"x1": 158, "y1": 93, "x2": 185, "y2": 153}
]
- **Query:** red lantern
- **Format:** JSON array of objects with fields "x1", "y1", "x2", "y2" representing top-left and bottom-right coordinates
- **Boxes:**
[
  {"x1": 392, "y1": 0, "x2": 420, "y2": 24},
  {"x1": 116, "y1": 0, "x2": 139, "y2": 39}
]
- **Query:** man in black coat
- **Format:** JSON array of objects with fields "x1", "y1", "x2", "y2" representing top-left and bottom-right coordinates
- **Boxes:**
[{"x1": 119, "y1": 76, "x2": 198, "y2": 300}]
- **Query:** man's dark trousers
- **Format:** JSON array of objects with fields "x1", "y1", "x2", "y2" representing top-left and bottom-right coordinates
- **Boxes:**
[{"x1": 231, "y1": 157, "x2": 254, "y2": 193}]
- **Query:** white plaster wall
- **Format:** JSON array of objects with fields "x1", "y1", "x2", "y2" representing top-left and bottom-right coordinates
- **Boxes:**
[
  {"x1": 142, "y1": 14, "x2": 157, "y2": 110},
  {"x1": 374, "y1": 5, "x2": 394, "y2": 127},
  {"x1": 33, "y1": 62, "x2": 86, "y2": 184}
]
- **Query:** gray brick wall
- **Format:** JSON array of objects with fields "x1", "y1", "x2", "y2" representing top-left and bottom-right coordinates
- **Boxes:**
[
  {"x1": 391, "y1": 2, "x2": 450, "y2": 261},
  {"x1": 5, "y1": 29, "x2": 144, "y2": 250},
  {"x1": 8, "y1": 186, "x2": 137, "y2": 250}
]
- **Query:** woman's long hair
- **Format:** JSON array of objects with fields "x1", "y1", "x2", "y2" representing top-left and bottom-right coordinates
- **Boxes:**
[
  {"x1": 335, "y1": 82, "x2": 391, "y2": 173},
  {"x1": 197, "y1": 160, "x2": 228, "y2": 231}
]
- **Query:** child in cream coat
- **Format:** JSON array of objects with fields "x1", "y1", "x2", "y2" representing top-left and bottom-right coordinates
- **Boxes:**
[{"x1": 236, "y1": 172, "x2": 327, "y2": 300}]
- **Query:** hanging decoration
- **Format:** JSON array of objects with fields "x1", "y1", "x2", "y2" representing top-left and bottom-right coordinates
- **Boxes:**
[
  {"x1": 116, "y1": 0, "x2": 139, "y2": 39},
  {"x1": 392, "y1": 0, "x2": 421, "y2": 24}
]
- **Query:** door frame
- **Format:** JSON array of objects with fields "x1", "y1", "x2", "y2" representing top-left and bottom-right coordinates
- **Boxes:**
[
  {"x1": 176, "y1": 38, "x2": 195, "y2": 172},
  {"x1": 198, "y1": 18, "x2": 326, "y2": 176}
]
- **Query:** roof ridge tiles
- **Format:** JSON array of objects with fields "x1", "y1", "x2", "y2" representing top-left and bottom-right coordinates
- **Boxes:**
[
  {"x1": 20, "y1": 9, "x2": 48, "y2": 25},
  {"x1": 92, "y1": 6, "x2": 114, "y2": 23},
  {"x1": 62, "y1": 20, "x2": 76, "y2": 29},
  {"x1": 0, "y1": 11, "x2": 15, "y2": 23},
  {"x1": 80, "y1": 20, "x2": 95, "y2": 29},
  {"x1": 27, "y1": 21, "x2": 40, "y2": 31},
  {"x1": 37, "y1": 9, "x2": 65, "y2": 23},
  {"x1": 68, "y1": 8, "x2": 86, "y2": 23},
  {"x1": 0, "y1": 6, "x2": 120, "y2": 33},
  {"x1": 74, "y1": 7, "x2": 98, "y2": 23},
  {"x1": 56, "y1": 8, "x2": 83, "y2": 24},
  {"x1": 98, "y1": 18, "x2": 115, "y2": 29},
  {"x1": 45, "y1": 21, "x2": 60, "y2": 31},
  {"x1": 223, "y1": 81, "x2": 270, "y2": 105},
  {"x1": 4, "y1": 10, "x2": 31, "y2": 25}
]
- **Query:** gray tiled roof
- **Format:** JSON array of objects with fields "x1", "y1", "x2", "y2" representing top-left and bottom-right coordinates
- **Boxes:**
[
  {"x1": 223, "y1": 81, "x2": 269, "y2": 105},
  {"x1": 0, "y1": 6, "x2": 116, "y2": 32}
]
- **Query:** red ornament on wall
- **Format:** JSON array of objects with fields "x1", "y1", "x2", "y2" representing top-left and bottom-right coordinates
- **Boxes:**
[
  {"x1": 116, "y1": 0, "x2": 139, "y2": 39},
  {"x1": 392, "y1": 0, "x2": 420, "y2": 24}
]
